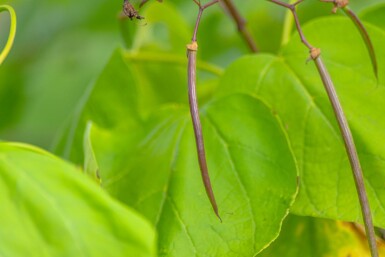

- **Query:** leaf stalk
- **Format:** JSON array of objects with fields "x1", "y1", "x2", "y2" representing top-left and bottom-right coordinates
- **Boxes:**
[{"x1": 220, "y1": 0, "x2": 258, "y2": 52}]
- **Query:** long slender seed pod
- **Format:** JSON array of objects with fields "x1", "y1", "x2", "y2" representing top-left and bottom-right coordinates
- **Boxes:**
[
  {"x1": 342, "y1": 7, "x2": 378, "y2": 78},
  {"x1": 269, "y1": 1, "x2": 379, "y2": 256},
  {"x1": 187, "y1": 0, "x2": 221, "y2": 221},
  {"x1": 187, "y1": 41, "x2": 221, "y2": 221},
  {"x1": 315, "y1": 56, "x2": 378, "y2": 257},
  {"x1": 320, "y1": 0, "x2": 378, "y2": 78}
]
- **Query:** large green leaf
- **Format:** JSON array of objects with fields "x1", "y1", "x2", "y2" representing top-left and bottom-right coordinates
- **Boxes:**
[
  {"x1": 59, "y1": 48, "x2": 298, "y2": 256},
  {"x1": 259, "y1": 214, "x2": 385, "y2": 257},
  {"x1": 361, "y1": 3, "x2": 385, "y2": 30},
  {"x1": 0, "y1": 142, "x2": 156, "y2": 257},
  {"x1": 92, "y1": 94, "x2": 297, "y2": 257},
  {"x1": 218, "y1": 17, "x2": 385, "y2": 227}
]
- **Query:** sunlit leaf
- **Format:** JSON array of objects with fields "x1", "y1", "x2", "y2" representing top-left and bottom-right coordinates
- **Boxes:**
[
  {"x1": 218, "y1": 17, "x2": 385, "y2": 227},
  {"x1": 0, "y1": 142, "x2": 156, "y2": 257},
  {"x1": 60, "y1": 48, "x2": 298, "y2": 256}
]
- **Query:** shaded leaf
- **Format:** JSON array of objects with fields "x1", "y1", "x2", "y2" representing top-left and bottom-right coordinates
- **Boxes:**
[{"x1": 259, "y1": 215, "x2": 385, "y2": 257}]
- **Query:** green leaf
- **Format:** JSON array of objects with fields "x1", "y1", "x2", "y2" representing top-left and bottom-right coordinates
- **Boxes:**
[
  {"x1": 55, "y1": 49, "x2": 143, "y2": 163},
  {"x1": 360, "y1": 3, "x2": 385, "y2": 31},
  {"x1": 90, "y1": 94, "x2": 297, "y2": 257},
  {"x1": 0, "y1": 142, "x2": 156, "y2": 257},
  {"x1": 259, "y1": 214, "x2": 385, "y2": 257},
  {"x1": 83, "y1": 121, "x2": 101, "y2": 184},
  {"x1": 133, "y1": 2, "x2": 190, "y2": 55},
  {"x1": 59, "y1": 49, "x2": 298, "y2": 256},
  {"x1": 218, "y1": 17, "x2": 385, "y2": 227},
  {"x1": 55, "y1": 46, "x2": 221, "y2": 163}
]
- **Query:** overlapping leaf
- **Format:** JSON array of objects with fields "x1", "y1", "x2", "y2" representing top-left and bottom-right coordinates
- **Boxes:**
[
  {"x1": 59, "y1": 46, "x2": 298, "y2": 256},
  {"x1": 0, "y1": 142, "x2": 156, "y2": 257},
  {"x1": 218, "y1": 17, "x2": 385, "y2": 227}
]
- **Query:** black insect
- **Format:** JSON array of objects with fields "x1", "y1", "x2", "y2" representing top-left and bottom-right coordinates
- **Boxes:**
[{"x1": 123, "y1": 0, "x2": 145, "y2": 20}]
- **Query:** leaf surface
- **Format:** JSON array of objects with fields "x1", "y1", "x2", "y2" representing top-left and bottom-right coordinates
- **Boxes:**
[
  {"x1": 361, "y1": 3, "x2": 385, "y2": 30},
  {"x1": 60, "y1": 48, "x2": 298, "y2": 256},
  {"x1": 218, "y1": 17, "x2": 385, "y2": 227},
  {"x1": 0, "y1": 142, "x2": 156, "y2": 257}
]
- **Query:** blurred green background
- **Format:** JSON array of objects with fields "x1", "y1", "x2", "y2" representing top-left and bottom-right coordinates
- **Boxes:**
[{"x1": 0, "y1": 0, "x2": 384, "y2": 151}]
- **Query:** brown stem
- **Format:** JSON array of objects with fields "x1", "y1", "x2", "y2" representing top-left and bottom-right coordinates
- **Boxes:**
[
  {"x1": 188, "y1": 0, "x2": 221, "y2": 221},
  {"x1": 319, "y1": 1, "x2": 378, "y2": 78},
  {"x1": 269, "y1": 1, "x2": 379, "y2": 256},
  {"x1": 342, "y1": 7, "x2": 378, "y2": 78},
  {"x1": 221, "y1": 0, "x2": 258, "y2": 52}
]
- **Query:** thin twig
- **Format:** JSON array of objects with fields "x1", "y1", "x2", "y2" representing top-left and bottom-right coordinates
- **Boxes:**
[
  {"x1": 268, "y1": 1, "x2": 379, "y2": 256},
  {"x1": 342, "y1": 7, "x2": 378, "y2": 78},
  {"x1": 187, "y1": 0, "x2": 221, "y2": 221},
  {"x1": 320, "y1": 0, "x2": 378, "y2": 78},
  {"x1": 220, "y1": 0, "x2": 258, "y2": 52}
]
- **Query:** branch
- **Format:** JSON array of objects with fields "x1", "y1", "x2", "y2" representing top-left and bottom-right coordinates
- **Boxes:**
[
  {"x1": 268, "y1": 1, "x2": 379, "y2": 256},
  {"x1": 220, "y1": 0, "x2": 258, "y2": 52},
  {"x1": 187, "y1": 0, "x2": 221, "y2": 221},
  {"x1": 320, "y1": 0, "x2": 378, "y2": 78},
  {"x1": 0, "y1": 5, "x2": 17, "y2": 65}
]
